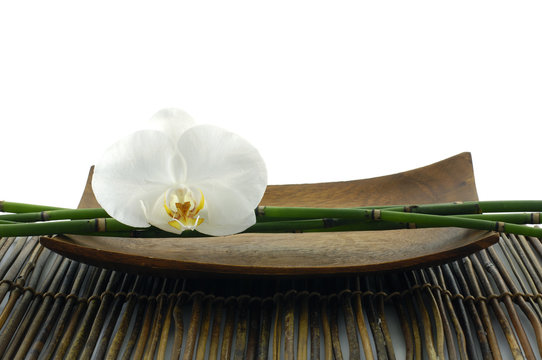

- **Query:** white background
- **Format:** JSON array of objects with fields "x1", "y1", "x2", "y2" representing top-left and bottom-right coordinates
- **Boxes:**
[{"x1": 1, "y1": 0, "x2": 541, "y2": 208}]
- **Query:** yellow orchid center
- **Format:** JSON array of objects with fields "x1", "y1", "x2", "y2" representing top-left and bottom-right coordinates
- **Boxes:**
[{"x1": 164, "y1": 187, "x2": 205, "y2": 230}]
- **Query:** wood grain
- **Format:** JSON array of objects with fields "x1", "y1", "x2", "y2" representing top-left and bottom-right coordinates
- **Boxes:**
[{"x1": 40, "y1": 152, "x2": 498, "y2": 277}]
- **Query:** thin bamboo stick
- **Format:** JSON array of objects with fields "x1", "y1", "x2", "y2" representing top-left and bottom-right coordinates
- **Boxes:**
[
  {"x1": 0, "y1": 237, "x2": 16, "y2": 264},
  {"x1": 208, "y1": 297, "x2": 224, "y2": 360},
  {"x1": 196, "y1": 295, "x2": 214, "y2": 360},
  {"x1": 171, "y1": 288, "x2": 188, "y2": 360},
  {"x1": 461, "y1": 257, "x2": 502, "y2": 360},
  {"x1": 340, "y1": 290, "x2": 362, "y2": 360},
  {"x1": 13, "y1": 257, "x2": 71, "y2": 360},
  {"x1": 106, "y1": 275, "x2": 142, "y2": 360},
  {"x1": 416, "y1": 270, "x2": 444, "y2": 360},
  {"x1": 0, "y1": 241, "x2": 46, "y2": 359},
  {"x1": 486, "y1": 246, "x2": 542, "y2": 358},
  {"x1": 233, "y1": 295, "x2": 251, "y2": 359},
  {"x1": 328, "y1": 295, "x2": 344, "y2": 360},
  {"x1": 283, "y1": 291, "x2": 295, "y2": 360},
  {"x1": 498, "y1": 235, "x2": 542, "y2": 321},
  {"x1": 144, "y1": 280, "x2": 170, "y2": 360},
  {"x1": 133, "y1": 278, "x2": 163, "y2": 360},
  {"x1": 64, "y1": 268, "x2": 113, "y2": 359},
  {"x1": 257, "y1": 297, "x2": 273, "y2": 360},
  {"x1": 54, "y1": 266, "x2": 100, "y2": 358},
  {"x1": 80, "y1": 270, "x2": 125, "y2": 360},
  {"x1": 378, "y1": 277, "x2": 397, "y2": 360},
  {"x1": 433, "y1": 266, "x2": 468, "y2": 360},
  {"x1": 442, "y1": 263, "x2": 479, "y2": 359},
  {"x1": 157, "y1": 280, "x2": 180, "y2": 359},
  {"x1": 0, "y1": 236, "x2": 35, "y2": 304},
  {"x1": 505, "y1": 234, "x2": 542, "y2": 319},
  {"x1": 320, "y1": 297, "x2": 334, "y2": 360},
  {"x1": 0, "y1": 240, "x2": 43, "y2": 330},
  {"x1": 365, "y1": 277, "x2": 388, "y2": 360},
  {"x1": 221, "y1": 297, "x2": 237, "y2": 360},
  {"x1": 27, "y1": 259, "x2": 80, "y2": 360},
  {"x1": 480, "y1": 249, "x2": 536, "y2": 359},
  {"x1": 42, "y1": 263, "x2": 91, "y2": 359},
  {"x1": 246, "y1": 298, "x2": 262, "y2": 360},
  {"x1": 95, "y1": 274, "x2": 136, "y2": 359},
  {"x1": 527, "y1": 235, "x2": 542, "y2": 266},
  {"x1": 469, "y1": 253, "x2": 523, "y2": 360},
  {"x1": 450, "y1": 261, "x2": 492, "y2": 359},
  {"x1": 352, "y1": 281, "x2": 374, "y2": 360},
  {"x1": 308, "y1": 293, "x2": 320, "y2": 360},
  {"x1": 517, "y1": 235, "x2": 542, "y2": 293},
  {"x1": 1, "y1": 251, "x2": 63, "y2": 359},
  {"x1": 390, "y1": 273, "x2": 414, "y2": 360},
  {"x1": 425, "y1": 268, "x2": 458, "y2": 360},
  {"x1": 410, "y1": 272, "x2": 437, "y2": 360},
  {"x1": 405, "y1": 294, "x2": 422, "y2": 360},
  {"x1": 296, "y1": 292, "x2": 309, "y2": 360}
]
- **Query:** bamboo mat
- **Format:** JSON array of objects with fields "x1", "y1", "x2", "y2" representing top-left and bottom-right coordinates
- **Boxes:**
[{"x1": 1, "y1": 234, "x2": 542, "y2": 359}]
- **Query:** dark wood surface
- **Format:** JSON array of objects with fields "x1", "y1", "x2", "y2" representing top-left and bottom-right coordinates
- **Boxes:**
[{"x1": 40, "y1": 152, "x2": 498, "y2": 277}]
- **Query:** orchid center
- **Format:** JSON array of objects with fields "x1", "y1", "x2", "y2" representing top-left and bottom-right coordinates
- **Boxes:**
[{"x1": 164, "y1": 187, "x2": 205, "y2": 231}]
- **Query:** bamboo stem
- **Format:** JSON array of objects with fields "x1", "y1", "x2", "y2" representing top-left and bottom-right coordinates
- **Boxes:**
[
  {"x1": 105, "y1": 275, "x2": 141, "y2": 360},
  {"x1": 353, "y1": 277, "x2": 374, "y2": 360},
  {"x1": 234, "y1": 295, "x2": 251, "y2": 360},
  {"x1": 469, "y1": 253, "x2": 524, "y2": 359},
  {"x1": 461, "y1": 257, "x2": 502, "y2": 360},
  {"x1": 487, "y1": 246, "x2": 542, "y2": 358},
  {"x1": 257, "y1": 298, "x2": 273, "y2": 360},
  {"x1": 480, "y1": 249, "x2": 536, "y2": 359},
  {"x1": 246, "y1": 298, "x2": 262, "y2": 360}
]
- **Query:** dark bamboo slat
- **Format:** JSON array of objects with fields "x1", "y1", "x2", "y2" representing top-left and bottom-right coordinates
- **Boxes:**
[
  {"x1": 461, "y1": 257, "x2": 502, "y2": 360},
  {"x1": 480, "y1": 249, "x2": 536, "y2": 359},
  {"x1": 352, "y1": 280, "x2": 374, "y2": 360},
  {"x1": 3, "y1": 253, "x2": 64, "y2": 360},
  {"x1": 209, "y1": 297, "x2": 225, "y2": 360},
  {"x1": 341, "y1": 290, "x2": 362, "y2": 360},
  {"x1": 425, "y1": 267, "x2": 458, "y2": 360},
  {"x1": 486, "y1": 246, "x2": 542, "y2": 358},
  {"x1": 258, "y1": 298, "x2": 273, "y2": 360},
  {"x1": 365, "y1": 277, "x2": 388, "y2": 360},
  {"x1": 469, "y1": 253, "x2": 523, "y2": 359},
  {"x1": 27, "y1": 259, "x2": 79, "y2": 360},
  {"x1": 95, "y1": 274, "x2": 136, "y2": 359},
  {"x1": 106, "y1": 275, "x2": 142, "y2": 359},
  {"x1": 450, "y1": 261, "x2": 492, "y2": 359},
  {"x1": 246, "y1": 298, "x2": 262, "y2": 360},
  {"x1": 442, "y1": 263, "x2": 480, "y2": 359}
]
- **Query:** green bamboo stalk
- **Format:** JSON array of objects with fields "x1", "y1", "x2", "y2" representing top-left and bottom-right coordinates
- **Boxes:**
[
  {"x1": 0, "y1": 201, "x2": 67, "y2": 213},
  {"x1": 0, "y1": 217, "x2": 137, "y2": 237},
  {"x1": 0, "y1": 208, "x2": 109, "y2": 222}
]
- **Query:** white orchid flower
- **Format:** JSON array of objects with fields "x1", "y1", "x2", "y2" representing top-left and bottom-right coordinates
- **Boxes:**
[{"x1": 91, "y1": 108, "x2": 267, "y2": 236}]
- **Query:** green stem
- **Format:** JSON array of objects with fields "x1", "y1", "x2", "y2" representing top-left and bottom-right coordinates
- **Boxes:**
[
  {"x1": 0, "y1": 218, "x2": 137, "y2": 237},
  {"x1": 377, "y1": 210, "x2": 542, "y2": 238},
  {"x1": 0, "y1": 208, "x2": 109, "y2": 222},
  {"x1": 383, "y1": 200, "x2": 542, "y2": 215},
  {"x1": 0, "y1": 201, "x2": 67, "y2": 213}
]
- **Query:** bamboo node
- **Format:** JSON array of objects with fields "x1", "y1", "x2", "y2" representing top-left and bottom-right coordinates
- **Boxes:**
[{"x1": 372, "y1": 209, "x2": 381, "y2": 220}]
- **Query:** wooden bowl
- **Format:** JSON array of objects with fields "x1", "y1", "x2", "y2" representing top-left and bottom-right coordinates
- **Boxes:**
[{"x1": 40, "y1": 152, "x2": 498, "y2": 277}]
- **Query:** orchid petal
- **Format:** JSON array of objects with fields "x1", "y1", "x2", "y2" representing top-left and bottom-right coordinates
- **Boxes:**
[
  {"x1": 92, "y1": 130, "x2": 187, "y2": 227},
  {"x1": 177, "y1": 125, "x2": 267, "y2": 234},
  {"x1": 197, "y1": 212, "x2": 256, "y2": 236},
  {"x1": 147, "y1": 108, "x2": 196, "y2": 144}
]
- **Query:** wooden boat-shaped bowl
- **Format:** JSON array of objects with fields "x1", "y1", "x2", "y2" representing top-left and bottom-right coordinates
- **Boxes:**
[{"x1": 40, "y1": 152, "x2": 498, "y2": 277}]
